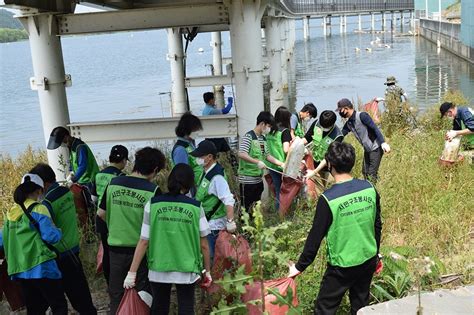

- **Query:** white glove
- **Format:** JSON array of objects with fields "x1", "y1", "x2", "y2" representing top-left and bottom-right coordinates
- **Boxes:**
[
  {"x1": 280, "y1": 163, "x2": 286, "y2": 170},
  {"x1": 288, "y1": 263, "x2": 301, "y2": 278},
  {"x1": 257, "y1": 161, "x2": 266, "y2": 169},
  {"x1": 226, "y1": 219, "x2": 237, "y2": 233},
  {"x1": 138, "y1": 291, "x2": 153, "y2": 308},
  {"x1": 305, "y1": 169, "x2": 316, "y2": 179},
  {"x1": 200, "y1": 271, "x2": 212, "y2": 288},
  {"x1": 375, "y1": 97, "x2": 385, "y2": 102},
  {"x1": 381, "y1": 143, "x2": 391, "y2": 153},
  {"x1": 123, "y1": 271, "x2": 136, "y2": 289},
  {"x1": 446, "y1": 130, "x2": 457, "y2": 141},
  {"x1": 66, "y1": 172, "x2": 74, "y2": 187}
]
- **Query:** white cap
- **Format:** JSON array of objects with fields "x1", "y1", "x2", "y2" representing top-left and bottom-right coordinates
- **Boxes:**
[{"x1": 21, "y1": 173, "x2": 44, "y2": 188}]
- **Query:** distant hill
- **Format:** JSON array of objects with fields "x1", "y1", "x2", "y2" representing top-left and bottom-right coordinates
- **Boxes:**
[{"x1": 0, "y1": 9, "x2": 23, "y2": 29}]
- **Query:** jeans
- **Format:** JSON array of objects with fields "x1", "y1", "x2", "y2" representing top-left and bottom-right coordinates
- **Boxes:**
[
  {"x1": 269, "y1": 170, "x2": 283, "y2": 210},
  {"x1": 207, "y1": 230, "x2": 221, "y2": 265},
  {"x1": 362, "y1": 147, "x2": 384, "y2": 184},
  {"x1": 150, "y1": 282, "x2": 196, "y2": 315},
  {"x1": 19, "y1": 279, "x2": 68, "y2": 315}
]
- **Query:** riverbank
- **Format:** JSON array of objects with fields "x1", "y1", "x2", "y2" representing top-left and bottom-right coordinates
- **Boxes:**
[{"x1": 0, "y1": 28, "x2": 28, "y2": 43}]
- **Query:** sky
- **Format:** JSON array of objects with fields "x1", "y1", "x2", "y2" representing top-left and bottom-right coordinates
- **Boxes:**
[{"x1": 0, "y1": 1, "x2": 101, "y2": 13}]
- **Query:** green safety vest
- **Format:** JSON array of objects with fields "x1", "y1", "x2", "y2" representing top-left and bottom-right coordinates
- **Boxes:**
[
  {"x1": 265, "y1": 128, "x2": 288, "y2": 171},
  {"x1": 106, "y1": 176, "x2": 159, "y2": 247},
  {"x1": 3, "y1": 201, "x2": 57, "y2": 275},
  {"x1": 238, "y1": 131, "x2": 265, "y2": 177},
  {"x1": 294, "y1": 113, "x2": 305, "y2": 138},
  {"x1": 322, "y1": 179, "x2": 378, "y2": 268},
  {"x1": 311, "y1": 125, "x2": 344, "y2": 162},
  {"x1": 195, "y1": 163, "x2": 227, "y2": 221},
  {"x1": 95, "y1": 166, "x2": 125, "y2": 206},
  {"x1": 43, "y1": 185, "x2": 80, "y2": 253},
  {"x1": 70, "y1": 139, "x2": 100, "y2": 185},
  {"x1": 147, "y1": 194, "x2": 202, "y2": 274},
  {"x1": 172, "y1": 140, "x2": 203, "y2": 187},
  {"x1": 461, "y1": 120, "x2": 474, "y2": 148}
]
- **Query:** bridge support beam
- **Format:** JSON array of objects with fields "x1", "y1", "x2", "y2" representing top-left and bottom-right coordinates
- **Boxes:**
[
  {"x1": 228, "y1": 0, "x2": 265, "y2": 137},
  {"x1": 21, "y1": 14, "x2": 70, "y2": 179},
  {"x1": 371, "y1": 13, "x2": 375, "y2": 32},
  {"x1": 211, "y1": 31, "x2": 224, "y2": 108},
  {"x1": 323, "y1": 16, "x2": 327, "y2": 36},
  {"x1": 167, "y1": 28, "x2": 187, "y2": 116},
  {"x1": 358, "y1": 14, "x2": 362, "y2": 32},
  {"x1": 303, "y1": 16, "x2": 310, "y2": 41},
  {"x1": 265, "y1": 16, "x2": 283, "y2": 113}
]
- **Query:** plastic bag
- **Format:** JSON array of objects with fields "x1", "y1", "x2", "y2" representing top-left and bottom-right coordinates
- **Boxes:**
[
  {"x1": 440, "y1": 136, "x2": 462, "y2": 163},
  {"x1": 242, "y1": 277, "x2": 298, "y2": 315},
  {"x1": 212, "y1": 231, "x2": 252, "y2": 280},
  {"x1": 96, "y1": 242, "x2": 103, "y2": 274},
  {"x1": 0, "y1": 249, "x2": 25, "y2": 311},
  {"x1": 70, "y1": 184, "x2": 89, "y2": 229},
  {"x1": 284, "y1": 137, "x2": 305, "y2": 179},
  {"x1": 364, "y1": 98, "x2": 381, "y2": 125},
  {"x1": 303, "y1": 153, "x2": 318, "y2": 199},
  {"x1": 116, "y1": 289, "x2": 150, "y2": 315},
  {"x1": 279, "y1": 176, "x2": 304, "y2": 217}
]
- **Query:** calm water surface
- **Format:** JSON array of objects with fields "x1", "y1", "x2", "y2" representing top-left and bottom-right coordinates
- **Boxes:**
[{"x1": 1, "y1": 16, "x2": 473, "y2": 158}]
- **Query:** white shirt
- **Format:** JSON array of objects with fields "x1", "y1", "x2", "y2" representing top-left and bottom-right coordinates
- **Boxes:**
[
  {"x1": 140, "y1": 200, "x2": 210, "y2": 284},
  {"x1": 205, "y1": 163, "x2": 235, "y2": 231}
]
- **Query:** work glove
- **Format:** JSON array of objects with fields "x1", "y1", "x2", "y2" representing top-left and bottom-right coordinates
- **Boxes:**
[
  {"x1": 66, "y1": 172, "x2": 74, "y2": 188},
  {"x1": 138, "y1": 291, "x2": 153, "y2": 308},
  {"x1": 288, "y1": 263, "x2": 301, "y2": 278},
  {"x1": 446, "y1": 130, "x2": 457, "y2": 141},
  {"x1": 257, "y1": 161, "x2": 266, "y2": 170},
  {"x1": 226, "y1": 219, "x2": 237, "y2": 233},
  {"x1": 381, "y1": 143, "x2": 391, "y2": 153},
  {"x1": 123, "y1": 271, "x2": 136, "y2": 289},
  {"x1": 305, "y1": 169, "x2": 317, "y2": 179},
  {"x1": 280, "y1": 163, "x2": 286, "y2": 171},
  {"x1": 375, "y1": 254, "x2": 384, "y2": 275},
  {"x1": 227, "y1": 97, "x2": 233, "y2": 106},
  {"x1": 200, "y1": 271, "x2": 212, "y2": 289},
  {"x1": 375, "y1": 97, "x2": 385, "y2": 102}
]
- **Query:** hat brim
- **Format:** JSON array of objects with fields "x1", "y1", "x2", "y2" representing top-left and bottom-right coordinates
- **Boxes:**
[
  {"x1": 190, "y1": 149, "x2": 207, "y2": 157},
  {"x1": 47, "y1": 136, "x2": 62, "y2": 150}
]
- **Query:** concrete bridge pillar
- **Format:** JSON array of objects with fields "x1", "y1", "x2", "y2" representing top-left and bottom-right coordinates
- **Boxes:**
[
  {"x1": 167, "y1": 28, "x2": 187, "y2": 116},
  {"x1": 382, "y1": 12, "x2": 386, "y2": 31},
  {"x1": 20, "y1": 14, "x2": 70, "y2": 179},
  {"x1": 323, "y1": 16, "x2": 327, "y2": 36},
  {"x1": 265, "y1": 16, "x2": 283, "y2": 112},
  {"x1": 211, "y1": 31, "x2": 224, "y2": 108},
  {"x1": 358, "y1": 14, "x2": 362, "y2": 32},
  {"x1": 303, "y1": 16, "x2": 310, "y2": 41},
  {"x1": 410, "y1": 10, "x2": 415, "y2": 32},
  {"x1": 371, "y1": 13, "x2": 375, "y2": 32},
  {"x1": 280, "y1": 19, "x2": 289, "y2": 108},
  {"x1": 391, "y1": 11, "x2": 395, "y2": 32},
  {"x1": 339, "y1": 15, "x2": 343, "y2": 34},
  {"x1": 228, "y1": 0, "x2": 265, "y2": 137},
  {"x1": 401, "y1": 12, "x2": 405, "y2": 32},
  {"x1": 343, "y1": 15, "x2": 347, "y2": 33}
]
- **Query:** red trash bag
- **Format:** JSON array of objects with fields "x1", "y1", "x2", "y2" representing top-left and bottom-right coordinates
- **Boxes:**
[
  {"x1": 212, "y1": 231, "x2": 252, "y2": 280},
  {"x1": 304, "y1": 153, "x2": 318, "y2": 200},
  {"x1": 0, "y1": 250, "x2": 25, "y2": 311},
  {"x1": 242, "y1": 278, "x2": 298, "y2": 315},
  {"x1": 364, "y1": 98, "x2": 381, "y2": 124},
  {"x1": 70, "y1": 184, "x2": 89, "y2": 229},
  {"x1": 264, "y1": 173, "x2": 276, "y2": 198},
  {"x1": 96, "y1": 242, "x2": 103, "y2": 274},
  {"x1": 279, "y1": 176, "x2": 304, "y2": 217},
  {"x1": 116, "y1": 289, "x2": 150, "y2": 315}
]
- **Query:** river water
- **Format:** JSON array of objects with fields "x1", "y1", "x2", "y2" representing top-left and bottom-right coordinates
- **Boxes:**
[{"x1": 1, "y1": 15, "x2": 473, "y2": 158}]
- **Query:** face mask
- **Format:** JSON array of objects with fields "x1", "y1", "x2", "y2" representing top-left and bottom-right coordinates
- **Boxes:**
[
  {"x1": 339, "y1": 110, "x2": 349, "y2": 119},
  {"x1": 303, "y1": 116, "x2": 311, "y2": 122},
  {"x1": 322, "y1": 127, "x2": 331, "y2": 132},
  {"x1": 196, "y1": 158, "x2": 205, "y2": 166},
  {"x1": 262, "y1": 126, "x2": 271, "y2": 135}
]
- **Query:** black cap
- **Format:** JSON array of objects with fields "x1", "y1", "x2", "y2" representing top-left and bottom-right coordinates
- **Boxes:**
[
  {"x1": 190, "y1": 140, "x2": 217, "y2": 157},
  {"x1": 110, "y1": 145, "x2": 129, "y2": 161},
  {"x1": 336, "y1": 98, "x2": 354, "y2": 111},
  {"x1": 439, "y1": 102, "x2": 454, "y2": 118},
  {"x1": 47, "y1": 126, "x2": 70, "y2": 150}
]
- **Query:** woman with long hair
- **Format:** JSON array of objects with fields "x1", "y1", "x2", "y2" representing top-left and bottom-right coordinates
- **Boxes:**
[
  {"x1": 2, "y1": 174, "x2": 67, "y2": 314},
  {"x1": 266, "y1": 106, "x2": 292, "y2": 210}
]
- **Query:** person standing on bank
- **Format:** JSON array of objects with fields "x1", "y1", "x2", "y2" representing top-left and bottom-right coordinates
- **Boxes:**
[
  {"x1": 266, "y1": 106, "x2": 292, "y2": 210},
  {"x1": 30, "y1": 163, "x2": 97, "y2": 315},
  {"x1": 123, "y1": 163, "x2": 212, "y2": 315},
  {"x1": 172, "y1": 112, "x2": 204, "y2": 192},
  {"x1": 47, "y1": 126, "x2": 99, "y2": 191},
  {"x1": 288, "y1": 142, "x2": 382, "y2": 315},
  {"x1": 94, "y1": 145, "x2": 128, "y2": 285},
  {"x1": 384, "y1": 76, "x2": 408, "y2": 102},
  {"x1": 337, "y1": 98, "x2": 391, "y2": 183},
  {"x1": 305, "y1": 110, "x2": 344, "y2": 194},
  {"x1": 238, "y1": 111, "x2": 285, "y2": 212},
  {"x1": 190, "y1": 140, "x2": 236, "y2": 262},
  {"x1": 3, "y1": 174, "x2": 68, "y2": 314},
  {"x1": 291, "y1": 103, "x2": 318, "y2": 139},
  {"x1": 97, "y1": 147, "x2": 166, "y2": 314},
  {"x1": 202, "y1": 91, "x2": 234, "y2": 153}
]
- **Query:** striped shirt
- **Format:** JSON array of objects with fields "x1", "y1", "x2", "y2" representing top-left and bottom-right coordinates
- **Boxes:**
[
  {"x1": 238, "y1": 131, "x2": 268, "y2": 184},
  {"x1": 140, "y1": 200, "x2": 210, "y2": 284}
]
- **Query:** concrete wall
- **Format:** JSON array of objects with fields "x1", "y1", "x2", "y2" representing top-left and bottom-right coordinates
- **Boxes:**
[
  {"x1": 414, "y1": 0, "x2": 457, "y2": 13},
  {"x1": 420, "y1": 18, "x2": 473, "y2": 63},
  {"x1": 460, "y1": 0, "x2": 474, "y2": 48}
]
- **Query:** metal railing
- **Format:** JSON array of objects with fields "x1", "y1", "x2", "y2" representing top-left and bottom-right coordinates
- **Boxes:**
[{"x1": 279, "y1": 0, "x2": 415, "y2": 16}]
